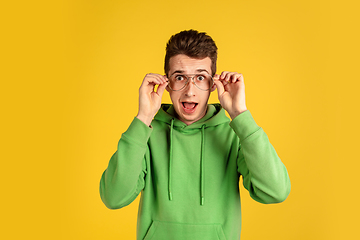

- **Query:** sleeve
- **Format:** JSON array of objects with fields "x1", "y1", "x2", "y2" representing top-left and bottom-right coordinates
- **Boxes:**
[
  {"x1": 230, "y1": 111, "x2": 291, "y2": 204},
  {"x1": 99, "y1": 117, "x2": 152, "y2": 209}
]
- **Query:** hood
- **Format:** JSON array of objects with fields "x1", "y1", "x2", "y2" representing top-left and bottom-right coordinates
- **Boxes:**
[{"x1": 154, "y1": 103, "x2": 230, "y2": 130}]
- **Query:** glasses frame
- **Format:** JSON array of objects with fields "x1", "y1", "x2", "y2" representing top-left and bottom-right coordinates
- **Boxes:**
[{"x1": 167, "y1": 72, "x2": 214, "y2": 91}]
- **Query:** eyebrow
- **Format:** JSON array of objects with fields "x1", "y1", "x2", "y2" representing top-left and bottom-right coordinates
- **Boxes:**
[{"x1": 170, "y1": 69, "x2": 209, "y2": 75}]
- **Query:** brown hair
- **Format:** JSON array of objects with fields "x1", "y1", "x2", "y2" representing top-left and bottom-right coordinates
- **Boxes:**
[{"x1": 164, "y1": 29, "x2": 218, "y2": 76}]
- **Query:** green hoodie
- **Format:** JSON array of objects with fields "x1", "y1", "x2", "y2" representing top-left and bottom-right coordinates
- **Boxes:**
[{"x1": 100, "y1": 104, "x2": 290, "y2": 240}]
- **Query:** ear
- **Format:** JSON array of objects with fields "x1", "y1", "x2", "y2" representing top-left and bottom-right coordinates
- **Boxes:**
[
  {"x1": 210, "y1": 82, "x2": 217, "y2": 92},
  {"x1": 164, "y1": 74, "x2": 170, "y2": 92}
]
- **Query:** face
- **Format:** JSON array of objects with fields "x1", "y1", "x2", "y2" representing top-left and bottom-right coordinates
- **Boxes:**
[{"x1": 166, "y1": 54, "x2": 216, "y2": 125}]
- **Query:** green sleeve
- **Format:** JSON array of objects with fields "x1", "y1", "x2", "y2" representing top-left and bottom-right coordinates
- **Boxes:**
[
  {"x1": 230, "y1": 111, "x2": 291, "y2": 204},
  {"x1": 99, "y1": 117, "x2": 152, "y2": 209}
]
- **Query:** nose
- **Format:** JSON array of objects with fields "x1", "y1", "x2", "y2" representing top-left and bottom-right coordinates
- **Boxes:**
[{"x1": 184, "y1": 78, "x2": 196, "y2": 97}]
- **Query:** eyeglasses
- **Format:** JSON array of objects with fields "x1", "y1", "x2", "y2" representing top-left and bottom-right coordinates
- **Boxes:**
[{"x1": 167, "y1": 72, "x2": 214, "y2": 91}]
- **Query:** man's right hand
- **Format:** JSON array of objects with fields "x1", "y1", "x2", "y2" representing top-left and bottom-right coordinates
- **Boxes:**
[{"x1": 136, "y1": 73, "x2": 168, "y2": 126}]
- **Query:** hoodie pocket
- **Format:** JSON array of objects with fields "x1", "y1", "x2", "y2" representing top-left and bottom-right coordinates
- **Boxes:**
[{"x1": 143, "y1": 220, "x2": 227, "y2": 240}]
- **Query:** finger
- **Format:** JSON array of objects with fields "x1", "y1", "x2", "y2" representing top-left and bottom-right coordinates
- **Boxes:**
[
  {"x1": 146, "y1": 73, "x2": 167, "y2": 84},
  {"x1": 159, "y1": 75, "x2": 167, "y2": 84},
  {"x1": 213, "y1": 80, "x2": 225, "y2": 96},
  {"x1": 239, "y1": 73, "x2": 244, "y2": 82},
  {"x1": 231, "y1": 73, "x2": 241, "y2": 83},
  {"x1": 140, "y1": 78, "x2": 159, "y2": 94},
  {"x1": 163, "y1": 75, "x2": 169, "y2": 83},
  {"x1": 154, "y1": 74, "x2": 167, "y2": 84},
  {"x1": 225, "y1": 72, "x2": 239, "y2": 83},
  {"x1": 147, "y1": 79, "x2": 162, "y2": 86},
  {"x1": 233, "y1": 74, "x2": 244, "y2": 84},
  {"x1": 220, "y1": 71, "x2": 229, "y2": 80},
  {"x1": 225, "y1": 72, "x2": 238, "y2": 82},
  {"x1": 213, "y1": 74, "x2": 220, "y2": 81},
  {"x1": 156, "y1": 82, "x2": 168, "y2": 97},
  {"x1": 146, "y1": 75, "x2": 163, "y2": 85}
]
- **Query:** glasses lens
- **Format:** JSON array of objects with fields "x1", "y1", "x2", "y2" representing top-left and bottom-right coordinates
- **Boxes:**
[
  {"x1": 169, "y1": 74, "x2": 188, "y2": 91},
  {"x1": 168, "y1": 73, "x2": 213, "y2": 91},
  {"x1": 194, "y1": 74, "x2": 212, "y2": 91}
]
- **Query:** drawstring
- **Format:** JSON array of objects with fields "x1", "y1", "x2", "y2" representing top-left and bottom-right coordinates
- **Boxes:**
[
  {"x1": 168, "y1": 118, "x2": 174, "y2": 201},
  {"x1": 168, "y1": 120, "x2": 206, "y2": 206},
  {"x1": 200, "y1": 125, "x2": 205, "y2": 205}
]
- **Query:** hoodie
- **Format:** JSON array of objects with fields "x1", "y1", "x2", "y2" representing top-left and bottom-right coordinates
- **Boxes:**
[{"x1": 100, "y1": 104, "x2": 291, "y2": 240}]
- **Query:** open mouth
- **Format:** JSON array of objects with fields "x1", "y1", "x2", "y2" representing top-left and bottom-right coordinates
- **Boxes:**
[{"x1": 181, "y1": 102, "x2": 198, "y2": 113}]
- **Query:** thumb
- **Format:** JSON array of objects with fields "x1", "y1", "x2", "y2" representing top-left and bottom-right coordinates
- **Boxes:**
[
  {"x1": 213, "y1": 80, "x2": 225, "y2": 97},
  {"x1": 156, "y1": 82, "x2": 168, "y2": 97}
]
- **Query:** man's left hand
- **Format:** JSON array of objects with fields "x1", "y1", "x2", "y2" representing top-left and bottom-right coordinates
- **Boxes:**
[{"x1": 213, "y1": 71, "x2": 247, "y2": 120}]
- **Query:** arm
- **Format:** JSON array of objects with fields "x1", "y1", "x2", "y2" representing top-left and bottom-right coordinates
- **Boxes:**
[
  {"x1": 100, "y1": 73, "x2": 168, "y2": 209},
  {"x1": 100, "y1": 118, "x2": 151, "y2": 209},
  {"x1": 230, "y1": 111, "x2": 291, "y2": 203},
  {"x1": 214, "y1": 71, "x2": 290, "y2": 203}
]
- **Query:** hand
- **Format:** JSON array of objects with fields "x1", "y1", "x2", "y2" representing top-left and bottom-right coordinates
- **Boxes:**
[
  {"x1": 136, "y1": 73, "x2": 168, "y2": 126},
  {"x1": 213, "y1": 71, "x2": 247, "y2": 119}
]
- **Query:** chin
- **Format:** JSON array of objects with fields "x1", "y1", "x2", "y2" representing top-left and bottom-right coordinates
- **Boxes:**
[{"x1": 180, "y1": 108, "x2": 207, "y2": 125}]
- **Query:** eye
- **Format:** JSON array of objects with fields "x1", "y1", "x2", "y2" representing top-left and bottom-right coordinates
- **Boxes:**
[
  {"x1": 196, "y1": 75, "x2": 206, "y2": 81},
  {"x1": 175, "y1": 75, "x2": 185, "y2": 81}
]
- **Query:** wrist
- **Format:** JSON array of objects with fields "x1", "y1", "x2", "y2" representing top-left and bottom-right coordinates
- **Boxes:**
[
  {"x1": 136, "y1": 113, "x2": 153, "y2": 126},
  {"x1": 229, "y1": 108, "x2": 247, "y2": 120}
]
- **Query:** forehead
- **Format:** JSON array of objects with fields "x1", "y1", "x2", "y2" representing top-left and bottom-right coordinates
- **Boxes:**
[{"x1": 169, "y1": 54, "x2": 211, "y2": 74}]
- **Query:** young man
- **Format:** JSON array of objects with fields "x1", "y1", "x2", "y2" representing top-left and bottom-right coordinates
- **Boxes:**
[{"x1": 100, "y1": 30, "x2": 291, "y2": 240}]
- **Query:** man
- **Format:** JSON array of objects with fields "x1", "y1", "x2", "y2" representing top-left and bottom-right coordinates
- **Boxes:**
[{"x1": 100, "y1": 29, "x2": 291, "y2": 240}]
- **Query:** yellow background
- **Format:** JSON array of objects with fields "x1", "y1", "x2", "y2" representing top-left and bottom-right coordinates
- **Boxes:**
[{"x1": 2, "y1": 0, "x2": 360, "y2": 239}]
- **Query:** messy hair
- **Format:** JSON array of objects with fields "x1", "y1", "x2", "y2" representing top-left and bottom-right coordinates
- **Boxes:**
[{"x1": 164, "y1": 29, "x2": 218, "y2": 76}]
